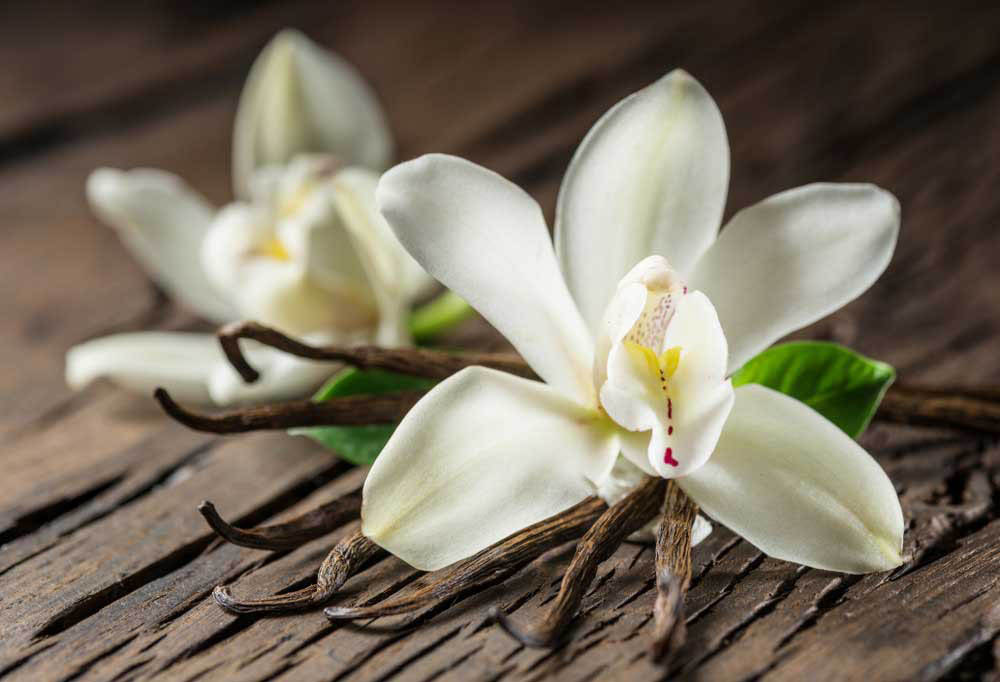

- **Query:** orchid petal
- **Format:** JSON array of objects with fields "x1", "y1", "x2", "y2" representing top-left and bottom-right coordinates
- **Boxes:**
[
  {"x1": 233, "y1": 29, "x2": 392, "y2": 197},
  {"x1": 689, "y1": 183, "x2": 900, "y2": 374},
  {"x1": 66, "y1": 332, "x2": 336, "y2": 406},
  {"x1": 362, "y1": 367, "x2": 619, "y2": 571},
  {"x1": 691, "y1": 515, "x2": 713, "y2": 546},
  {"x1": 678, "y1": 384, "x2": 904, "y2": 573},
  {"x1": 555, "y1": 70, "x2": 729, "y2": 334},
  {"x1": 66, "y1": 332, "x2": 222, "y2": 404},
  {"x1": 86, "y1": 168, "x2": 237, "y2": 323},
  {"x1": 377, "y1": 154, "x2": 595, "y2": 402},
  {"x1": 330, "y1": 167, "x2": 436, "y2": 346}
]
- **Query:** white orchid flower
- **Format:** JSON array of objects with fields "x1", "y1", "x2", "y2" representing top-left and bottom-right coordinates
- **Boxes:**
[
  {"x1": 360, "y1": 70, "x2": 904, "y2": 575},
  {"x1": 67, "y1": 32, "x2": 429, "y2": 407},
  {"x1": 67, "y1": 155, "x2": 433, "y2": 405}
]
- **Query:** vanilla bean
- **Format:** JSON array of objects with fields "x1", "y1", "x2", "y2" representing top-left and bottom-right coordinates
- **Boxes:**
[
  {"x1": 325, "y1": 496, "x2": 608, "y2": 622},
  {"x1": 219, "y1": 323, "x2": 1000, "y2": 437},
  {"x1": 153, "y1": 387, "x2": 425, "y2": 434},
  {"x1": 198, "y1": 494, "x2": 361, "y2": 551},
  {"x1": 891, "y1": 384, "x2": 1000, "y2": 403},
  {"x1": 218, "y1": 321, "x2": 534, "y2": 383},
  {"x1": 651, "y1": 482, "x2": 698, "y2": 664},
  {"x1": 876, "y1": 384, "x2": 1000, "y2": 435},
  {"x1": 214, "y1": 529, "x2": 385, "y2": 614},
  {"x1": 492, "y1": 477, "x2": 666, "y2": 648}
]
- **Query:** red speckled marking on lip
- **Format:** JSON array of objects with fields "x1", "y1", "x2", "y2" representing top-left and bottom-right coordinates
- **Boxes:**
[
  {"x1": 667, "y1": 398, "x2": 673, "y2": 420},
  {"x1": 664, "y1": 447, "x2": 679, "y2": 467},
  {"x1": 668, "y1": 425, "x2": 673, "y2": 435}
]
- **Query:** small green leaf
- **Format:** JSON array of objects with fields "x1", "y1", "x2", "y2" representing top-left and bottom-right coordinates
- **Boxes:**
[
  {"x1": 292, "y1": 368, "x2": 436, "y2": 465},
  {"x1": 731, "y1": 341, "x2": 895, "y2": 438},
  {"x1": 409, "y1": 291, "x2": 474, "y2": 344}
]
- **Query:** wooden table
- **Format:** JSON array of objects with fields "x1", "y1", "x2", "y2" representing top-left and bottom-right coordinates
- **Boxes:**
[{"x1": 3, "y1": 2, "x2": 1000, "y2": 679}]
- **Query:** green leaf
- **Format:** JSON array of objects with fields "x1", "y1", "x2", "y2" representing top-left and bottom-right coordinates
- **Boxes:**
[
  {"x1": 409, "y1": 291, "x2": 474, "y2": 344},
  {"x1": 292, "y1": 368, "x2": 436, "y2": 466},
  {"x1": 731, "y1": 341, "x2": 895, "y2": 438}
]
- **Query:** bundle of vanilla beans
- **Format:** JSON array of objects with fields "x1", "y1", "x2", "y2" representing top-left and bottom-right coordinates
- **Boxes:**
[{"x1": 151, "y1": 321, "x2": 1000, "y2": 661}]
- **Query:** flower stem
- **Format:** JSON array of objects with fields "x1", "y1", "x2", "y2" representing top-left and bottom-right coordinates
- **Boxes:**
[{"x1": 409, "y1": 291, "x2": 475, "y2": 344}]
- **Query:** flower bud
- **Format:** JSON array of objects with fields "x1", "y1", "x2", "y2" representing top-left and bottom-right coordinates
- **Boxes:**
[{"x1": 232, "y1": 29, "x2": 393, "y2": 197}]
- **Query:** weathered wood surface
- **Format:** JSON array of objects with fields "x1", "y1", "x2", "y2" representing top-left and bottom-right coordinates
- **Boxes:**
[{"x1": 2, "y1": 1, "x2": 1000, "y2": 679}]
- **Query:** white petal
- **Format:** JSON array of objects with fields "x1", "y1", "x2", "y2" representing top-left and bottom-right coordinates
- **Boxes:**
[
  {"x1": 330, "y1": 167, "x2": 435, "y2": 346},
  {"x1": 555, "y1": 70, "x2": 729, "y2": 335},
  {"x1": 333, "y1": 167, "x2": 435, "y2": 303},
  {"x1": 691, "y1": 515, "x2": 713, "y2": 546},
  {"x1": 678, "y1": 384, "x2": 904, "y2": 573},
  {"x1": 362, "y1": 367, "x2": 619, "y2": 571},
  {"x1": 591, "y1": 281, "x2": 646, "y2": 392},
  {"x1": 377, "y1": 154, "x2": 595, "y2": 402},
  {"x1": 87, "y1": 168, "x2": 237, "y2": 323},
  {"x1": 66, "y1": 332, "x2": 222, "y2": 404},
  {"x1": 600, "y1": 292, "x2": 734, "y2": 477},
  {"x1": 66, "y1": 332, "x2": 337, "y2": 407},
  {"x1": 689, "y1": 183, "x2": 900, "y2": 374},
  {"x1": 208, "y1": 338, "x2": 338, "y2": 405},
  {"x1": 233, "y1": 29, "x2": 393, "y2": 197}
]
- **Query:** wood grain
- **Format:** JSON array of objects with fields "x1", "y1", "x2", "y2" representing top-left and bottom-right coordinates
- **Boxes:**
[{"x1": 1, "y1": 1, "x2": 1000, "y2": 680}]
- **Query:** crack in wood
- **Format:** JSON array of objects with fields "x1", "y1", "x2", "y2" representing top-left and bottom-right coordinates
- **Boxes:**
[
  {"x1": 687, "y1": 552, "x2": 767, "y2": 625},
  {"x1": 57, "y1": 634, "x2": 138, "y2": 682},
  {"x1": 29, "y1": 459, "x2": 346, "y2": 643},
  {"x1": 0, "y1": 474, "x2": 125, "y2": 547},
  {"x1": 683, "y1": 566, "x2": 809, "y2": 672},
  {"x1": 416, "y1": 644, "x2": 485, "y2": 682},
  {"x1": 0, "y1": 642, "x2": 57, "y2": 680}
]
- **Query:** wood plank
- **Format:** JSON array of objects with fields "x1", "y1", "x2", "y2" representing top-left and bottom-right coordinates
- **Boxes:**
[
  {"x1": 2, "y1": 2, "x2": 1000, "y2": 680},
  {"x1": 2, "y1": 467, "x2": 369, "y2": 681},
  {"x1": 0, "y1": 431, "x2": 346, "y2": 662}
]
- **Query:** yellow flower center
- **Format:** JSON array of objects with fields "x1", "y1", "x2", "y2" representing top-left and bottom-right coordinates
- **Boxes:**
[
  {"x1": 625, "y1": 340, "x2": 681, "y2": 389},
  {"x1": 260, "y1": 237, "x2": 291, "y2": 261}
]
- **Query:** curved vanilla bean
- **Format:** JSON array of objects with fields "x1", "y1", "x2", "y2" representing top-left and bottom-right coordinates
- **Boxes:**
[
  {"x1": 214, "y1": 530, "x2": 385, "y2": 614},
  {"x1": 218, "y1": 321, "x2": 535, "y2": 383},
  {"x1": 492, "y1": 477, "x2": 666, "y2": 648},
  {"x1": 876, "y1": 384, "x2": 1000, "y2": 435},
  {"x1": 198, "y1": 494, "x2": 361, "y2": 551},
  {"x1": 325, "y1": 496, "x2": 608, "y2": 621},
  {"x1": 651, "y1": 482, "x2": 697, "y2": 664},
  {"x1": 153, "y1": 387, "x2": 425, "y2": 434}
]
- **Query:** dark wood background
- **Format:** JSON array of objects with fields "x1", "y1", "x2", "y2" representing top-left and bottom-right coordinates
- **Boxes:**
[{"x1": 3, "y1": 1, "x2": 1000, "y2": 679}]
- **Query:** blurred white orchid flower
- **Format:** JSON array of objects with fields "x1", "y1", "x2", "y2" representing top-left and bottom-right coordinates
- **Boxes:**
[
  {"x1": 67, "y1": 31, "x2": 431, "y2": 406},
  {"x1": 68, "y1": 156, "x2": 433, "y2": 406},
  {"x1": 360, "y1": 70, "x2": 903, "y2": 575}
]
